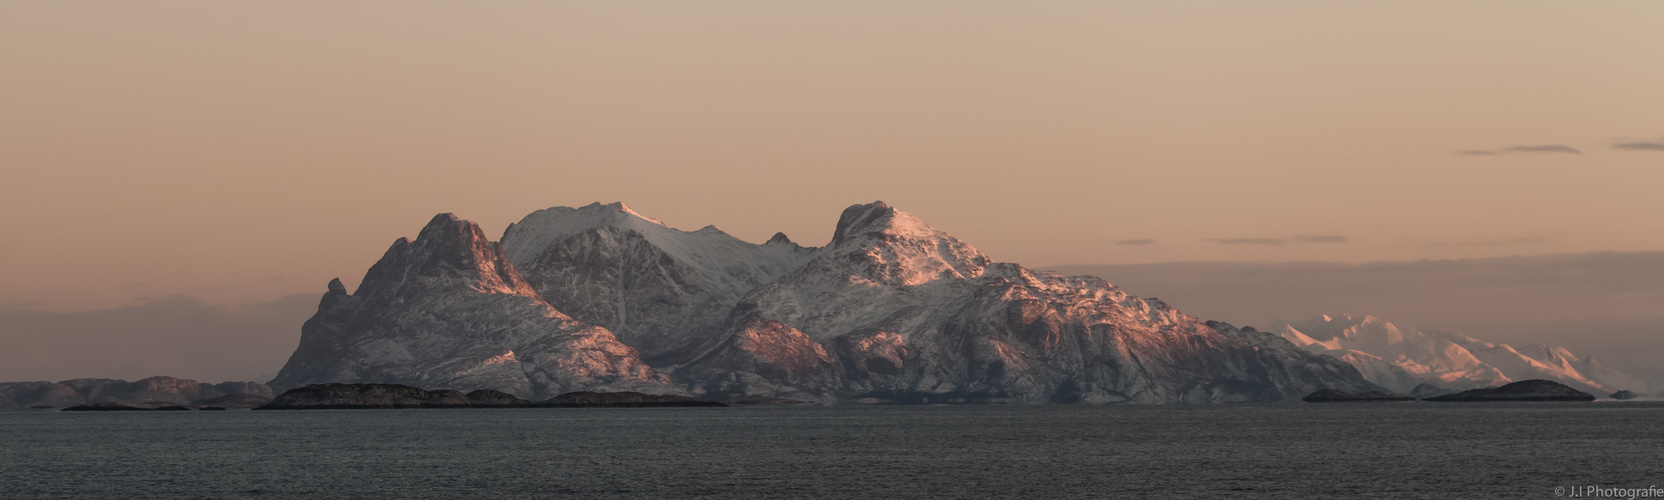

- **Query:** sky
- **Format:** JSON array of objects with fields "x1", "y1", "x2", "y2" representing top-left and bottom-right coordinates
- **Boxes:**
[{"x1": 1, "y1": 2, "x2": 1661, "y2": 382}]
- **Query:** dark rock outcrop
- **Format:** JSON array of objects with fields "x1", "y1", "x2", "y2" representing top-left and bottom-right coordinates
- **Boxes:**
[
  {"x1": 199, "y1": 406, "x2": 228, "y2": 411},
  {"x1": 188, "y1": 393, "x2": 273, "y2": 409},
  {"x1": 1609, "y1": 390, "x2": 1639, "y2": 400},
  {"x1": 541, "y1": 391, "x2": 727, "y2": 408},
  {"x1": 1422, "y1": 379, "x2": 1595, "y2": 402},
  {"x1": 466, "y1": 389, "x2": 532, "y2": 407},
  {"x1": 258, "y1": 383, "x2": 472, "y2": 410},
  {"x1": 1302, "y1": 389, "x2": 1416, "y2": 403}
]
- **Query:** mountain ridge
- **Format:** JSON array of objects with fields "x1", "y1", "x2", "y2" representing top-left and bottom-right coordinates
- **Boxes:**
[
  {"x1": 1273, "y1": 314, "x2": 1650, "y2": 395},
  {"x1": 271, "y1": 201, "x2": 1384, "y2": 403}
]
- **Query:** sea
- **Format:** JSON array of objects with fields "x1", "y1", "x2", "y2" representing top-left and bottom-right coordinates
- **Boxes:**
[{"x1": 2, "y1": 403, "x2": 1661, "y2": 499}]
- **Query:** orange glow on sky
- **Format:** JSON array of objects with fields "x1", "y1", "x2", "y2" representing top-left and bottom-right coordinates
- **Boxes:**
[{"x1": 2, "y1": 1, "x2": 1663, "y2": 311}]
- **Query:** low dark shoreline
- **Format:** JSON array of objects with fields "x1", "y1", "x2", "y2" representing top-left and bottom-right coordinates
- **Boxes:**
[
  {"x1": 253, "y1": 401, "x2": 728, "y2": 410},
  {"x1": 251, "y1": 384, "x2": 730, "y2": 410},
  {"x1": 1303, "y1": 379, "x2": 1598, "y2": 404}
]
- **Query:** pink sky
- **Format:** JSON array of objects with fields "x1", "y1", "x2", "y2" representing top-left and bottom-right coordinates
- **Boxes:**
[{"x1": 3, "y1": 1, "x2": 1663, "y2": 312}]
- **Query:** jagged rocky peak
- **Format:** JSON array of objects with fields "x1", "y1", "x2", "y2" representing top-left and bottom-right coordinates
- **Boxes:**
[
  {"x1": 819, "y1": 201, "x2": 990, "y2": 286},
  {"x1": 356, "y1": 213, "x2": 537, "y2": 298}
]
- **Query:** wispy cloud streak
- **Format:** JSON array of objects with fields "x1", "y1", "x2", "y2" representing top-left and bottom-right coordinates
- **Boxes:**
[
  {"x1": 1458, "y1": 144, "x2": 1583, "y2": 156},
  {"x1": 1613, "y1": 140, "x2": 1664, "y2": 152}
]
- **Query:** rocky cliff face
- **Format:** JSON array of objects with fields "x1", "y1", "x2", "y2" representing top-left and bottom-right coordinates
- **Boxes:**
[
  {"x1": 0, "y1": 376, "x2": 270, "y2": 411},
  {"x1": 271, "y1": 202, "x2": 1383, "y2": 404},
  {"x1": 268, "y1": 214, "x2": 674, "y2": 399}
]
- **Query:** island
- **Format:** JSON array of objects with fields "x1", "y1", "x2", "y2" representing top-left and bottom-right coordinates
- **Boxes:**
[
  {"x1": 61, "y1": 401, "x2": 192, "y2": 411},
  {"x1": 1302, "y1": 389, "x2": 1416, "y2": 403},
  {"x1": 255, "y1": 383, "x2": 727, "y2": 410},
  {"x1": 188, "y1": 393, "x2": 273, "y2": 409},
  {"x1": 1421, "y1": 379, "x2": 1595, "y2": 402}
]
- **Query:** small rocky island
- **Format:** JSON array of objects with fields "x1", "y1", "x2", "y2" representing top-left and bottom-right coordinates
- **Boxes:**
[
  {"x1": 188, "y1": 393, "x2": 273, "y2": 409},
  {"x1": 1608, "y1": 390, "x2": 1639, "y2": 400},
  {"x1": 256, "y1": 383, "x2": 727, "y2": 410},
  {"x1": 1302, "y1": 389, "x2": 1416, "y2": 403},
  {"x1": 1421, "y1": 379, "x2": 1595, "y2": 402}
]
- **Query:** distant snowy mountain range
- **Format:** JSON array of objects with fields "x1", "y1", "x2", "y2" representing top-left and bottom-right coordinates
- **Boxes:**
[
  {"x1": 270, "y1": 202, "x2": 1382, "y2": 403},
  {"x1": 1274, "y1": 314, "x2": 1651, "y2": 396}
]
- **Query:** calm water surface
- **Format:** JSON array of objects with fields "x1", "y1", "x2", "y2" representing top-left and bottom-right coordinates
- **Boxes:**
[{"x1": 2, "y1": 403, "x2": 1661, "y2": 499}]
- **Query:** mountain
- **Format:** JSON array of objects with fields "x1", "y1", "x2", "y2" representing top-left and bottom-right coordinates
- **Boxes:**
[
  {"x1": 270, "y1": 202, "x2": 1382, "y2": 403},
  {"x1": 0, "y1": 376, "x2": 270, "y2": 411},
  {"x1": 1274, "y1": 314, "x2": 1649, "y2": 394},
  {"x1": 269, "y1": 214, "x2": 675, "y2": 399},
  {"x1": 671, "y1": 202, "x2": 1380, "y2": 403},
  {"x1": 500, "y1": 202, "x2": 814, "y2": 365}
]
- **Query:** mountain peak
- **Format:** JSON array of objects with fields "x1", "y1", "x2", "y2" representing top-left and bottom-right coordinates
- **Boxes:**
[
  {"x1": 829, "y1": 201, "x2": 948, "y2": 248},
  {"x1": 817, "y1": 201, "x2": 990, "y2": 285},
  {"x1": 355, "y1": 213, "x2": 537, "y2": 298},
  {"x1": 502, "y1": 203, "x2": 680, "y2": 266},
  {"x1": 830, "y1": 201, "x2": 895, "y2": 247}
]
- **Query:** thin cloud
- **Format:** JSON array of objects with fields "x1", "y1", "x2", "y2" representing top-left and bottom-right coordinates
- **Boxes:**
[
  {"x1": 1116, "y1": 239, "x2": 1156, "y2": 246},
  {"x1": 1210, "y1": 238, "x2": 1284, "y2": 246},
  {"x1": 1209, "y1": 235, "x2": 1349, "y2": 246},
  {"x1": 1424, "y1": 236, "x2": 1548, "y2": 249},
  {"x1": 1613, "y1": 140, "x2": 1664, "y2": 152},
  {"x1": 1292, "y1": 235, "x2": 1349, "y2": 244},
  {"x1": 1459, "y1": 144, "x2": 1583, "y2": 156},
  {"x1": 1501, "y1": 145, "x2": 1582, "y2": 154}
]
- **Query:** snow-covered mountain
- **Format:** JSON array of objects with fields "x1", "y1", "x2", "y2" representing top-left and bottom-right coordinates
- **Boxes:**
[
  {"x1": 669, "y1": 202, "x2": 1378, "y2": 403},
  {"x1": 270, "y1": 214, "x2": 675, "y2": 399},
  {"x1": 1274, "y1": 314, "x2": 1648, "y2": 395},
  {"x1": 273, "y1": 202, "x2": 1383, "y2": 403}
]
